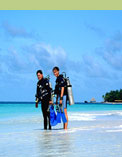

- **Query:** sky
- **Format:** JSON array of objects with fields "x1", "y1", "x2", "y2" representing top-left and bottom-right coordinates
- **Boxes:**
[{"x1": 0, "y1": 10, "x2": 122, "y2": 102}]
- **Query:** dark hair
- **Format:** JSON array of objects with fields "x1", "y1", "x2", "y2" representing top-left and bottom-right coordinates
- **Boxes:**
[
  {"x1": 52, "y1": 66, "x2": 59, "y2": 71},
  {"x1": 36, "y1": 70, "x2": 43, "y2": 75}
]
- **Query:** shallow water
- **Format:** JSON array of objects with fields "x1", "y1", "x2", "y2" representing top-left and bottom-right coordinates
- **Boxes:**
[{"x1": 0, "y1": 103, "x2": 122, "y2": 157}]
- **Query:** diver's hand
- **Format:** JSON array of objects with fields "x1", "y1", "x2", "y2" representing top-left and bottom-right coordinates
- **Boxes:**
[
  {"x1": 54, "y1": 102, "x2": 58, "y2": 106},
  {"x1": 35, "y1": 98, "x2": 39, "y2": 108},
  {"x1": 49, "y1": 101, "x2": 53, "y2": 104},
  {"x1": 56, "y1": 101, "x2": 58, "y2": 105},
  {"x1": 35, "y1": 103, "x2": 38, "y2": 108},
  {"x1": 59, "y1": 100, "x2": 62, "y2": 105}
]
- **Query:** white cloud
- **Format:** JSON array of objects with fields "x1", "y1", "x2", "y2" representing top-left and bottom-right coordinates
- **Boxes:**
[
  {"x1": 2, "y1": 22, "x2": 36, "y2": 39},
  {"x1": 84, "y1": 22, "x2": 106, "y2": 37},
  {"x1": 96, "y1": 32, "x2": 122, "y2": 71},
  {"x1": 0, "y1": 43, "x2": 67, "y2": 77}
]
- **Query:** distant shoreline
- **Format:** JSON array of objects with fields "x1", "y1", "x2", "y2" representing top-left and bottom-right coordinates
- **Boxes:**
[{"x1": 0, "y1": 101, "x2": 122, "y2": 105}]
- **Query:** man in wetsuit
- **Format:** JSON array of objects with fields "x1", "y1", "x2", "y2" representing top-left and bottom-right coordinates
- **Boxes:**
[
  {"x1": 52, "y1": 67, "x2": 68, "y2": 130},
  {"x1": 35, "y1": 70, "x2": 52, "y2": 130}
]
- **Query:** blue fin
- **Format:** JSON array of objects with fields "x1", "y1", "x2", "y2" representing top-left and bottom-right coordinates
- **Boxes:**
[
  {"x1": 61, "y1": 112, "x2": 67, "y2": 123},
  {"x1": 50, "y1": 105, "x2": 58, "y2": 126},
  {"x1": 56, "y1": 111, "x2": 61, "y2": 123}
]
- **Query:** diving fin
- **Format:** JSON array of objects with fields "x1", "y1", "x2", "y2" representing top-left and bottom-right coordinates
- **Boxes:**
[
  {"x1": 56, "y1": 111, "x2": 61, "y2": 123},
  {"x1": 61, "y1": 112, "x2": 67, "y2": 123},
  {"x1": 56, "y1": 104, "x2": 61, "y2": 123},
  {"x1": 59, "y1": 103, "x2": 67, "y2": 123},
  {"x1": 50, "y1": 105, "x2": 58, "y2": 126}
]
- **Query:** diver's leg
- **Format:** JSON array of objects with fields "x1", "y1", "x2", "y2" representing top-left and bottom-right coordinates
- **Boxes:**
[
  {"x1": 46, "y1": 100, "x2": 51, "y2": 130},
  {"x1": 63, "y1": 96, "x2": 68, "y2": 129},
  {"x1": 43, "y1": 99, "x2": 51, "y2": 130},
  {"x1": 47, "y1": 111, "x2": 51, "y2": 130},
  {"x1": 43, "y1": 112, "x2": 48, "y2": 130},
  {"x1": 41, "y1": 102, "x2": 47, "y2": 130},
  {"x1": 64, "y1": 108, "x2": 68, "y2": 129}
]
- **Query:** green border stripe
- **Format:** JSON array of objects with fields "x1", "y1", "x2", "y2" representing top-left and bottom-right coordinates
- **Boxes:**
[{"x1": 0, "y1": 0, "x2": 122, "y2": 10}]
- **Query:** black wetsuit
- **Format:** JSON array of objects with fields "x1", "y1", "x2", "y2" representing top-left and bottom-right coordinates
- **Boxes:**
[
  {"x1": 54, "y1": 75, "x2": 68, "y2": 108},
  {"x1": 54, "y1": 74, "x2": 67, "y2": 96},
  {"x1": 36, "y1": 78, "x2": 52, "y2": 130}
]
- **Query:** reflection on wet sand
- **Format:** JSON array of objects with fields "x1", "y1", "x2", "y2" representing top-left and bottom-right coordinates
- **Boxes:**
[{"x1": 36, "y1": 129, "x2": 72, "y2": 157}]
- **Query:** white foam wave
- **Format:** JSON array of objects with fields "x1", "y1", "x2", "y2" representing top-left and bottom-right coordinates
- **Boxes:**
[
  {"x1": 57, "y1": 127, "x2": 92, "y2": 134},
  {"x1": 115, "y1": 112, "x2": 122, "y2": 116},
  {"x1": 0, "y1": 116, "x2": 42, "y2": 124},
  {"x1": 114, "y1": 125, "x2": 122, "y2": 129},
  {"x1": 68, "y1": 111, "x2": 122, "y2": 121},
  {"x1": 106, "y1": 129, "x2": 122, "y2": 132},
  {"x1": 68, "y1": 113, "x2": 96, "y2": 121}
]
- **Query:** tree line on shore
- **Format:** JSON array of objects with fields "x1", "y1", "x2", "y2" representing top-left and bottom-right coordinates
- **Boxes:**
[{"x1": 102, "y1": 89, "x2": 122, "y2": 102}]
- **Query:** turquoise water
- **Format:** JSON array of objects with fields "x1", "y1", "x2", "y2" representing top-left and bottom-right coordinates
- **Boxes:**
[
  {"x1": 69, "y1": 103, "x2": 122, "y2": 111},
  {"x1": 0, "y1": 103, "x2": 122, "y2": 157},
  {"x1": 0, "y1": 103, "x2": 40, "y2": 118},
  {"x1": 1, "y1": 103, "x2": 122, "y2": 117}
]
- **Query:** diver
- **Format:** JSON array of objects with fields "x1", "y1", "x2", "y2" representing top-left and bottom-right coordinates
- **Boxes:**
[
  {"x1": 35, "y1": 70, "x2": 52, "y2": 130},
  {"x1": 52, "y1": 67, "x2": 68, "y2": 130}
]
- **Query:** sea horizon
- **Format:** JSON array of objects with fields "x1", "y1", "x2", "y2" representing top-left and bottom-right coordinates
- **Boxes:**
[{"x1": 1, "y1": 101, "x2": 122, "y2": 105}]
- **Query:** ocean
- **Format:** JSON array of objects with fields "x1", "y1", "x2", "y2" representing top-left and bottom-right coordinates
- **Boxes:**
[{"x1": 0, "y1": 102, "x2": 122, "y2": 157}]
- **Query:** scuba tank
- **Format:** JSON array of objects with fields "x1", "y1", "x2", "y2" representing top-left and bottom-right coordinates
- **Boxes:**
[
  {"x1": 66, "y1": 77, "x2": 74, "y2": 105},
  {"x1": 62, "y1": 72, "x2": 74, "y2": 105}
]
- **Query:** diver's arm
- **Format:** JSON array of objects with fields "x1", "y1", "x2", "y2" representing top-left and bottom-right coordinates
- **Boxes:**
[
  {"x1": 45, "y1": 80, "x2": 53, "y2": 104},
  {"x1": 56, "y1": 95, "x2": 58, "y2": 105},
  {"x1": 35, "y1": 84, "x2": 39, "y2": 108},
  {"x1": 36, "y1": 82, "x2": 40, "y2": 98},
  {"x1": 60, "y1": 87, "x2": 64, "y2": 104},
  {"x1": 60, "y1": 87, "x2": 64, "y2": 98},
  {"x1": 35, "y1": 98, "x2": 39, "y2": 108}
]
